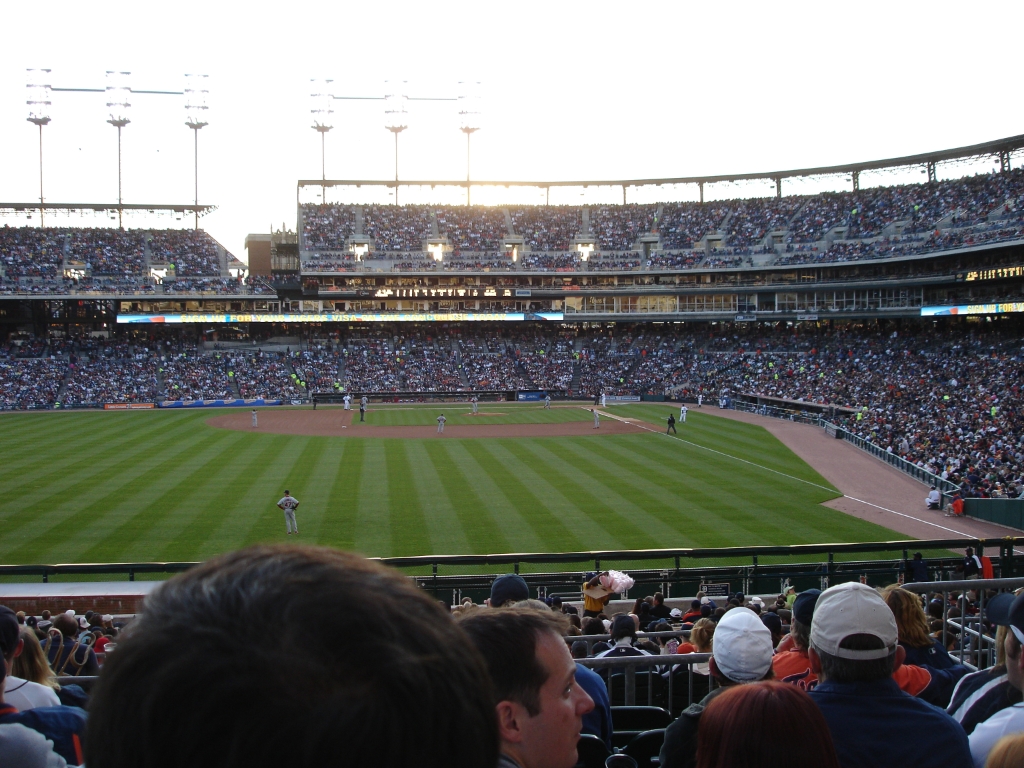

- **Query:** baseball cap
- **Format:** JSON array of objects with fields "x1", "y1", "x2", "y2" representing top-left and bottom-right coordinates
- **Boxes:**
[
  {"x1": 712, "y1": 606, "x2": 774, "y2": 682},
  {"x1": 0, "y1": 606, "x2": 19, "y2": 655},
  {"x1": 700, "y1": 596, "x2": 711, "y2": 605},
  {"x1": 810, "y1": 582, "x2": 898, "y2": 660},
  {"x1": 792, "y1": 589, "x2": 822, "y2": 627},
  {"x1": 670, "y1": 608, "x2": 683, "y2": 619},
  {"x1": 761, "y1": 612, "x2": 783, "y2": 637},
  {"x1": 750, "y1": 596, "x2": 764, "y2": 608},
  {"x1": 611, "y1": 615, "x2": 637, "y2": 640},
  {"x1": 987, "y1": 592, "x2": 1024, "y2": 644},
  {"x1": 489, "y1": 574, "x2": 529, "y2": 607}
]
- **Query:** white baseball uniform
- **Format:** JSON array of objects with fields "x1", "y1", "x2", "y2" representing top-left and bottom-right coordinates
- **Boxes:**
[
  {"x1": 277, "y1": 494, "x2": 299, "y2": 534},
  {"x1": 437, "y1": 414, "x2": 446, "y2": 433}
]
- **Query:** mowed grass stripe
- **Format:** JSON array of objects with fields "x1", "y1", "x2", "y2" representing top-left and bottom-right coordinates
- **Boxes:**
[
  {"x1": 317, "y1": 439, "x2": 361, "y2": 549},
  {"x1": 1, "y1": 426, "x2": 234, "y2": 563},
  {"x1": 350, "y1": 441, "x2": 392, "y2": 556},
  {"x1": 457, "y1": 440, "x2": 577, "y2": 553},
  {"x1": 483, "y1": 439, "x2": 655, "y2": 551},
  {"x1": 196, "y1": 434, "x2": 301, "y2": 558},
  {"x1": 419, "y1": 441, "x2": 507, "y2": 554},
  {"x1": 0, "y1": 413, "x2": 212, "y2": 527},
  {"x1": 284, "y1": 439, "x2": 341, "y2": 546},
  {"x1": 403, "y1": 442, "x2": 475, "y2": 554},
  {"x1": 74, "y1": 429, "x2": 254, "y2": 563},
  {"x1": 383, "y1": 441, "x2": 432, "y2": 556},
  {"x1": 515, "y1": 438, "x2": 693, "y2": 547}
]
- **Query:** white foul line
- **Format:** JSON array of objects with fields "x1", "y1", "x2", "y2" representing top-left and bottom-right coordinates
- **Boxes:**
[{"x1": 593, "y1": 407, "x2": 1011, "y2": 545}]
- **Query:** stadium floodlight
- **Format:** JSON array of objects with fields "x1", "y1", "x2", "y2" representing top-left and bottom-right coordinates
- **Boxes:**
[
  {"x1": 184, "y1": 74, "x2": 210, "y2": 230},
  {"x1": 457, "y1": 81, "x2": 482, "y2": 205},
  {"x1": 383, "y1": 81, "x2": 409, "y2": 205},
  {"x1": 105, "y1": 70, "x2": 132, "y2": 229},
  {"x1": 26, "y1": 69, "x2": 52, "y2": 227},
  {"x1": 310, "y1": 78, "x2": 334, "y2": 191}
]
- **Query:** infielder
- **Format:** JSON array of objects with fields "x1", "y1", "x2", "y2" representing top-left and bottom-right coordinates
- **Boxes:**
[
  {"x1": 251, "y1": 408, "x2": 258, "y2": 428},
  {"x1": 601, "y1": 391, "x2": 607, "y2": 408},
  {"x1": 343, "y1": 394, "x2": 351, "y2": 410},
  {"x1": 544, "y1": 394, "x2": 551, "y2": 409},
  {"x1": 697, "y1": 394, "x2": 703, "y2": 408},
  {"x1": 277, "y1": 490, "x2": 299, "y2": 535},
  {"x1": 592, "y1": 408, "x2": 600, "y2": 429},
  {"x1": 680, "y1": 404, "x2": 687, "y2": 423},
  {"x1": 471, "y1": 395, "x2": 479, "y2": 414},
  {"x1": 437, "y1": 413, "x2": 447, "y2": 433},
  {"x1": 361, "y1": 395, "x2": 368, "y2": 408}
]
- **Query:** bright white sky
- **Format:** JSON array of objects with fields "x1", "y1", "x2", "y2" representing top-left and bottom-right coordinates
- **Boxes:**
[{"x1": 0, "y1": 1, "x2": 1020, "y2": 262}]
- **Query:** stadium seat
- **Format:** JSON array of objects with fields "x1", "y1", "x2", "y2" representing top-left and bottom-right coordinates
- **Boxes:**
[
  {"x1": 621, "y1": 729, "x2": 666, "y2": 768},
  {"x1": 575, "y1": 734, "x2": 611, "y2": 768},
  {"x1": 607, "y1": 671, "x2": 667, "y2": 708}
]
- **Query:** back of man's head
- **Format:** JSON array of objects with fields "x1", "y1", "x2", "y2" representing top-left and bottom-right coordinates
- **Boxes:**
[
  {"x1": 85, "y1": 544, "x2": 498, "y2": 768},
  {"x1": 810, "y1": 582, "x2": 899, "y2": 684},
  {"x1": 0, "y1": 607, "x2": 19, "y2": 659},
  {"x1": 711, "y1": 606, "x2": 774, "y2": 684},
  {"x1": 53, "y1": 614, "x2": 78, "y2": 638}
]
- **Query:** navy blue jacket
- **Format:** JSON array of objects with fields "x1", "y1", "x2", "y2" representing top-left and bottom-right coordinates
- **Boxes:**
[
  {"x1": 810, "y1": 677, "x2": 971, "y2": 768},
  {"x1": 576, "y1": 663, "x2": 613, "y2": 750},
  {"x1": 0, "y1": 702, "x2": 87, "y2": 765}
]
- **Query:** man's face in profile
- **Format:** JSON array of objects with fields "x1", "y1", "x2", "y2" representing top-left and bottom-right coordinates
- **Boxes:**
[{"x1": 517, "y1": 631, "x2": 594, "y2": 768}]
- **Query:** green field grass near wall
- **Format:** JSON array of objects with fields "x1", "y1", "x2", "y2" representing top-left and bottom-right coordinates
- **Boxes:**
[
  {"x1": 357, "y1": 402, "x2": 594, "y2": 427},
  {"x1": 0, "y1": 406, "x2": 904, "y2": 567}
]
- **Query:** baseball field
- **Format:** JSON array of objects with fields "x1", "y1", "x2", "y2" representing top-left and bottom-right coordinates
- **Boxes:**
[{"x1": 0, "y1": 402, "x2": 904, "y2": 570}]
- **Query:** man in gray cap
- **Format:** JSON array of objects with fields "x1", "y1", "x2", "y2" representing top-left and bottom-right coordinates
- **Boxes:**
[
  {"x1": 660, "y1": 607, "x2": 775, "y2": 768},
  {"x1": 488, "y1": 574, "x2": 530, "y2": 608},
  {"x1": 808, "y1": 582, "x2": 970, "y2": 768}
]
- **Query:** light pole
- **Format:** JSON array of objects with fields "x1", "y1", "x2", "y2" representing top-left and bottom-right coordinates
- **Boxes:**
[
  {"x1": 26, "y1": 69, "x2": 52, "y2": 227},
  {"x1": 383, "y1": 82, "x2": 408, "y2": 206},
  {"x1": 310, "y1": 79, "x2": 333, "y2": 201},
  {"x1": 105, "y1": 71, "x2": 131, "y2": 229},
  {"x1": 457, "y1": 81, "x2": 482, "y2": 206},
  {"x1": 184, "y1": 74, "x2": 209, "y2": 230}
]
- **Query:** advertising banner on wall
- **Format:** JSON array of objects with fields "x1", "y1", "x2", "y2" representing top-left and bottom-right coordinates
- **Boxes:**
[
  {"x1": 921, "y1": 302, "x2": 1024, "y2": 317},
  {"x1": 118, "y1": 311, "x2": 565, "y2": 324},
  {"x1": 158, "y1": 398, "x2": 283, "y2": 409}
]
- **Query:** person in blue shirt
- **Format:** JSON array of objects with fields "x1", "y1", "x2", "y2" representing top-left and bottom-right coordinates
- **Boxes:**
[{"x1": 807, "y1": 582, "x2": 971, "y2": 768}]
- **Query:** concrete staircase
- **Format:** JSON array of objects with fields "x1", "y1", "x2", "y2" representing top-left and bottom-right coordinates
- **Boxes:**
[
  {"x1": 354, "y1": 206, "x2": 365, "y2": 236},
  {"x1": 504, "y1": 207, "x2": 515, "y2": 235}
]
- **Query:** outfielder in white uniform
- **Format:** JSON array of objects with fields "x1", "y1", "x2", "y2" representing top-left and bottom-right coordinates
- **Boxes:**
[
  {"x1": 680, "y1": 405, "x2": 687, "y2": 423},
  {"x1": 437, "y1": 414, "x2": 446, "y2": 433},
  {"x1": 601, "y1": 392, "x2": 607, "y2": 408},
  {"x1": 471, "y1": 396, "x2": 479, "y2": 414},
  {"x1": 251, "y1": 409, "x2": 258, "y2": 428},
  {"x1": 277, "y1": 491, "x2": 299, "y2": 535},
  {"x1": 343, "y1": 394, "x2": 351, "y2": 410},
  {"x1": 544, "y1": 394, "x2": 551, "y2": 409},
  {"x1": 592, "y1": 409, "x2": 600, "y2": 428}
]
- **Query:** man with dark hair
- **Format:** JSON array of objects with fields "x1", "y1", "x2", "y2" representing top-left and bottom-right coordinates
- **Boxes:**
[
  {"x1": 458, "y1": 609, "x2": 594, "y2": 768},
  {"x1": 969, "y1": 591, "x2": 1024, "y2": 766},
  {"x1": 807, "y1": 582, "x2": 971, "y2": 768},
  {"x1": 594, "y1": 616, "x2": 650, "y2": 663},
  {"x1": 649, "y1": 593, "x2": 672, "y2": 621},
  {"x1": 489, "y1": 574, "x2": 530, "y2": 608},
  {"x1": 46, "y1": 615, "x2": 99, "y2": 677},
  {"x1": 85, "y1": 544, "x2": 498, "y2": 768}
]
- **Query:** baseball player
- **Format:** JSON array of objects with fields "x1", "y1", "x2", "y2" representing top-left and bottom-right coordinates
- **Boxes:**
[
  {"x1": 667, "y1": 414, "x2": 677, "y2": 434},
  {"x1": 251, "y1": 408, "x2": 258, "y2": 428},
  {"x1": 361, "y1": 395, "x2": 368, "y2": 408},
  {"x1": 544, "y1": 394, "x2": 551, "y2": 409},
  {"x1": 680, "y1": 404, "x2": 687, "y2": 423},
  {"x1": 592, "y1": 408, "x2": 600, "y2": 429},
  {"x1": 471, "y1": 395, "x2": 479, "y2": 414},
  {"x1": 601, "y1": 391, "x2": 607, "y2": 408},
  {"x1": 437, "y1": 413, "x2": 447, "y2": 433},
  {"x1": 343, "y1": 394, "x2": 351, "y2": 410},
  {"x1": 359, "y1": 400, "x2": 366, "y2": 422},
  {"x1": 277, "y1": 490, "x2": 299, "y2": 535},
  {"x1": 697, "y1": 394, "x2": 703, "y2": 408}
]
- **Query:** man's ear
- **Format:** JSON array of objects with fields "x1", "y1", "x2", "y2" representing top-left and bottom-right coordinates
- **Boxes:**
[
  {"x1": 808, "y1": 646, "x2": 822, "y2": 674},
  {"x1": 496, "y1": 701, "x2": 525, "y2": 745},
  {"x1": 892, "y1": 644, "x2": 905, "y2": 673}
]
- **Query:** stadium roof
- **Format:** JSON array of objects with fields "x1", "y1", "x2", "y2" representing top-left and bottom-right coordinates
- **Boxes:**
[
  {"x1": 0, "y1": 202, "x2": 215, "y2": 214},
  {"x1": 298, "y1": 133, "x2": 1024, "y2": 190}
]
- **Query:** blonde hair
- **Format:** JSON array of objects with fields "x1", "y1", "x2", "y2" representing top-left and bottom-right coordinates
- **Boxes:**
[
  {"x1": 985, "y1": 733, "x2": 1024, "y2": 768},
  {"x1": 881, "y1": 585, "x2": 933, "y2": 649},
  {"x1": 689, "y1": 618, "x2": 716, "y2": 653},
  {"x1": 11, "y1": 627, "x2": 59, "y2": 690}
]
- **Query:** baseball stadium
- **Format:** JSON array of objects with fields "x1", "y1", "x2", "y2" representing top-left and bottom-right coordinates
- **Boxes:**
[{"x1": 3, "y1": 19, "x2": 1024, "y2": 765}]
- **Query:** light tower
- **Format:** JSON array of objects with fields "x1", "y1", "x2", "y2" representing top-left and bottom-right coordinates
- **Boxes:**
[
  {"x1": 184, "y1": 74, "x2": 209, "y2": 230},
  {"x1": 26, "y1": 69, "x2": 52, "y2": 227},
  {"x1": 310, "y1": 79, "x2": 333, "y2": 199},
  {"x1": 457, "y1": 81, "x2": 482, "y2": 206},
  {"x1": 383, "y1": 81, "x2": 409, "y2": 206},
  {"x1": 105, "y1": 71, "x2": 131, "y2": 229}
]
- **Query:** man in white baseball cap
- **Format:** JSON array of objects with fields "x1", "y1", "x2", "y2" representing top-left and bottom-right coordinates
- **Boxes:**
[
  {"x1": 807, "y1": 582, "x2": 970, "y2": 768},
  {"x1": 659, "y1": 607, "x2": 774, "y2": 768}
]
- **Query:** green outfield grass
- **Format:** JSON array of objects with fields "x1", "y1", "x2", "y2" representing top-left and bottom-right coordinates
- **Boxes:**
[
  {"x1": 0, "y1": 404, "x2": 905, "y2": 568},
  {"x1": 358, "y1": 402, "x2": 594, "y2": 426}
]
